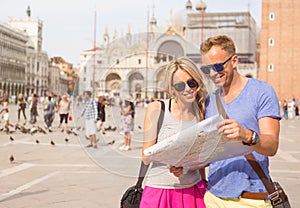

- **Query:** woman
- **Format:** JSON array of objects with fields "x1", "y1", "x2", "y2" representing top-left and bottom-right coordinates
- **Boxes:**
[
  {"x1": 140, "y1": 57, "x2": 207, "y2": 207},
  {"x1": 119, "y1": 97, "x2": 134, "y2": 151},
  {"x1": 57, "y1": 95, "x2": 71, "y2": 133},
  {"x1": 17, "y1": 93, "x2": 27, "y2": 125},
  {"x1": 97, "y1": 96, "x2": 106, "y2": 134}
]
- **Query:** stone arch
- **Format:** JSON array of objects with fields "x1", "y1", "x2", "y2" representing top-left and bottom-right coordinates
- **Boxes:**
[
  {"x1": 128, "y1": 72, "x2": 144, "y2": 98},
  {"x1": 156, "y1": 40, "x2": 184, "y2": 63},
  {"x1": 105, "y1": 73, "x2": 122, "y2": 97}
]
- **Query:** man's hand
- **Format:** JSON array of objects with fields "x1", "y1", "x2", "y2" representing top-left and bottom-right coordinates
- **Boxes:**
[{"x1": 217, "y1": 119, "x2": 252, "y2": 143}]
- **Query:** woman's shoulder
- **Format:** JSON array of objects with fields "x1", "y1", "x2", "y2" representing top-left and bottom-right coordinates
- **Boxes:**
[{"x1": 147, "y1": 99, "x2": 166, "y2": 109}]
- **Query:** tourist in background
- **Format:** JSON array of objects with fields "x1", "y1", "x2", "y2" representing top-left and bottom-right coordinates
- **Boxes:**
[
  {"x1": 57, "y1": 94, "x2": 71, "y2": 133},
  {"x1": 17, "y1": 93, "x2": 27, "y2": 125},
  {"x1": 97, "y1": 96, "x2": 106, "y2": 134}
]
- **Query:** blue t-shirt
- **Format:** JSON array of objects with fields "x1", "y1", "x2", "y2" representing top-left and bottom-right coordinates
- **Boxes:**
[{"x1": 205, "y1": 78, "x2": 281, "y2": 198}]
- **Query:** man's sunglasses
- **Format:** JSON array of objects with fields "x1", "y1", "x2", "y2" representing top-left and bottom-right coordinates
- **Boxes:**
[
  {"x1": 172, "y1": 78, "x2": 199, "y2": 92},
  {"x1": 200, "y1": 55, "x2": 234, "y2": 74}
]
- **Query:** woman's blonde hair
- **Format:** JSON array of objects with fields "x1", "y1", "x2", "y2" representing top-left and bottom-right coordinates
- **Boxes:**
[{"x1": 164, "y1": 57, "x2": 207, "y2": 122}]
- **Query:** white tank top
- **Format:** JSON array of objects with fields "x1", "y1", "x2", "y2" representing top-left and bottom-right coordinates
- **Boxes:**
[{"x1": 146, "y1": 99, "x2": 201, "y2": 189}]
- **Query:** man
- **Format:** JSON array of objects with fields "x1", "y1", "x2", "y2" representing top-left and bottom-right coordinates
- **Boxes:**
[
  {"x1": 29, "y1": 94, "x2": 38, "y2": 124},
  {"x1": 79, "y1": 91, "x2": 98, "y2": 148},
  {"x1": 44, "y1": 96, "x2": 55, "y2": 132},
  {"x1": 200, "y1": 35, "x2": 281, "y2": 207}
]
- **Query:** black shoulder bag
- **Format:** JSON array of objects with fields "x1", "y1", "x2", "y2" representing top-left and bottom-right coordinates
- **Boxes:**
[
  {"x1": 120, "y1": 100, "x2": 165, "y2": 208},
  {"x1": 216, "y1": 92, "x2": 291, "y2": 208}
]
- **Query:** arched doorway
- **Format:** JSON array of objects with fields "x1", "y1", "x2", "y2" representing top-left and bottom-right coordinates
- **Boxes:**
[
  {"x1": 128, "y1": 72, "x2": 144, "y2": 99},
  {"x1": 105, "y1": 73, "x2": 122, "y2": 97}
]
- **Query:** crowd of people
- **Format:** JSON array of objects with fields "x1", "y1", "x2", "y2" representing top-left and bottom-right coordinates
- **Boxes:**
[
  {"x1": 281, "y1": 98, "x2": 300, "y2": 120},
  {"x1": 0, "y1": 92, "x2": 73, "y2": 133}
]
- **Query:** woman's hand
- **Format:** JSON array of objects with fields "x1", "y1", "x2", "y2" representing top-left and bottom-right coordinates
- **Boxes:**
[{"x1": 169, "y1": 166, "x2": 183, "y2": 177}]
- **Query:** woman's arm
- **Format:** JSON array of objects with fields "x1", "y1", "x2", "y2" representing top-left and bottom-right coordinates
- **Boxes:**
[{"x1": 142, "y1": 101, "x2": 162, "y2": 165}]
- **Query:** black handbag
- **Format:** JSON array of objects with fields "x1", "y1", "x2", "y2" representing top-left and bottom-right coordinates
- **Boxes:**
[{"x1": 120, "y1": 100, "x2": 165, "y2": 208}]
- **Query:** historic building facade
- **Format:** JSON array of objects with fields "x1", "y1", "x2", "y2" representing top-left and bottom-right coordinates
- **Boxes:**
[
  {"x1": 79, "y1": 30, "x2": 200, "y2": 99},
  {"x1": 8, "y1": 6, "x2": 49, "y2": 97},
  {"x1": 79, "y1": 1, "x2": 259, "y2": 99},
  {"x1": 259, "y1": 0, "x2": 300, "y2": 101},
  {"x1": 0, "y1": 22, "x2": 27, "y2": 98},
  {"x1": 49, "y1": 57, "x2": 76, "y2": 95}
]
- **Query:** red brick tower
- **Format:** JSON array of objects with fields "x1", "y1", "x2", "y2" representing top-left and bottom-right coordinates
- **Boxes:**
[{"x1": 259, "y1": 0, "x2": 300, "y2": 101}]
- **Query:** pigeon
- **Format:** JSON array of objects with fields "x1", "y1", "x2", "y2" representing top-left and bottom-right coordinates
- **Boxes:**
[
  {"x1": 9, "y1": 154, "x2": 14, "y2": 163},
  {"x1": 15, "y1": 124, "x2": 21, "y2": 130},
  {"x1": 37, "y1": 126, "x2": 47, "y2": 134},
  {"x1": 35, "y1": 139, "x2": 40, "y2": 144},
  {"x1": 9, "y1": 136, "x2": 14, "y2": 141},
  {"x1": 20, "y1": 126, "x2": 29, "y2": 134},
  {"x1": 138, "y1": 125, "x2": 142, "y2": 129},
  {"x1": 72, "y1": 131, "x2": 78, "y2": 136},
  {"x1": 50, "y1": 140, "x2": 55, "y2": 146},
  {"x1": 66, "y1": 129, "x2": 72, "y2": 134},
  {"x1": 105, "y1": 126, "x2": 112, "y2": 131},
  {"x1": 107, "y1": 140, "x2": 115, "y2": 145},
  {"x1": 65, "y1": 138, "x2": 69, "y2": 142},
  {"x1": 30, "y1": 127, "x2": 38, "y2": 135}
]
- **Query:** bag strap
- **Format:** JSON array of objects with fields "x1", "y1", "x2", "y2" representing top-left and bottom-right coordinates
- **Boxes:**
[
  {"x1": 244, "y1": 153, "x2": 275, "y2": 193},
  {"x1": 215, "y1": 91, "x2": 276, "y2": 194},
  {"x1": 136, "y1": 100, "x2": 165, "y2": 188}
]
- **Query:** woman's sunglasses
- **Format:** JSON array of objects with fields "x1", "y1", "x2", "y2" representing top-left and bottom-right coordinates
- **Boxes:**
[
  {"x1": 200, "y1": 55, "x2": 234, "y2": 74},
  {"x1": 172, "y1": 79, "x2": 199, "y2": 92}
]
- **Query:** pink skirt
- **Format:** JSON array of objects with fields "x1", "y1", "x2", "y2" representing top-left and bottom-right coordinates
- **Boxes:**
[{"x1": 140, "y1": 180, "x2": 207, "y2": 208}]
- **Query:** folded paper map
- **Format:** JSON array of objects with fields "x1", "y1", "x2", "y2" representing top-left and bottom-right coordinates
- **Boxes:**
[{"x1": 144, "y1": 114, "x2": 252, "y2": 168}]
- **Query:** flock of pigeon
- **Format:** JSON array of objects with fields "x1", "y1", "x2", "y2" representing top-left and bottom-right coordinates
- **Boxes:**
[
  {"x1": 5, "y1": 123, "x2": 121, "y2": 164},
  {"x1": 6, "y1": 125, "x2": 76, "y2": 164}
]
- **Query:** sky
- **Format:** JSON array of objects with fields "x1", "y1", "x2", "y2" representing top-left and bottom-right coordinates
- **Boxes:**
[{"x1": 0, "y1": 0, "x2": 261, "y2": 66}]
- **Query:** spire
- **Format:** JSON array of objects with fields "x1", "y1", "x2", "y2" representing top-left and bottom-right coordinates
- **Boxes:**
[
  {"x1": 126, "y1": 24, "x2": 131, "y2": 43},
  {"x1": 150, "y1": 2, "x2": 157, "y2": 26},
  {"x1": 195, "y1": 0, "x2": 207, "y2": 12},
  {"x1": 127, "y1": 24, "x2": 131, "y2": 35},
  {"x1": 103, "y1": 26, "x2": 109, "y2": 45},
  {"x1": 186, "y1": 0, "x2": 193, "y2": 10},
  {"x1": 26, "y1": 5, "x2": 31, "y2": 17},
  {"x1": 104, "y1": 26, "x2": 108, "y2": 36},
  {"x1": 113, "y1": 29, "x2": 118, "y2": 40}
]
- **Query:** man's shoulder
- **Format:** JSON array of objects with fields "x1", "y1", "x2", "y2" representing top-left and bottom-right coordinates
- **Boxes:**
[{"x1": 248, "y1": 78, "x2": 273, "y2": 90}]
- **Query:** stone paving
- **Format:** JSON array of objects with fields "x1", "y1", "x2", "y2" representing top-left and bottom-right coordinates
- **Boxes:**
[{"x1": 0, "y1": 103, "x2": 299, "y2": 207}]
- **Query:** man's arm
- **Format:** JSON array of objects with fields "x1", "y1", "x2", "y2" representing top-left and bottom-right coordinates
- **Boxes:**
[
  {"x1": 218, "y1": 117, "x2": 280, "y2": 156},
  {"x1": 251, "y1": 117, "x2": 279, "y2": 156}
]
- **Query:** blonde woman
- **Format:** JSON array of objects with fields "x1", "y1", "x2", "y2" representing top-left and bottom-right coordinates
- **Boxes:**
[
  {"x1": 140, "y1": 57, "x2": 207, "y2": 207},
  {"x1": 57, "y1": 95, "x2": 71, "y2": 133}
]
